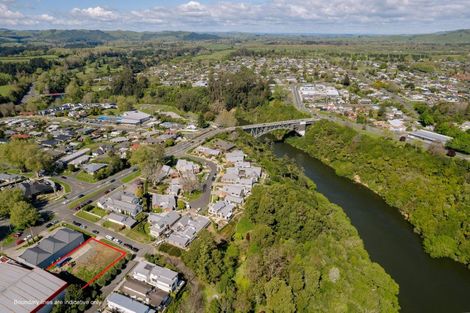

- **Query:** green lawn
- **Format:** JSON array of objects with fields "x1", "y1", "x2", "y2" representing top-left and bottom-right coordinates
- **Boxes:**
[
  {"x1": 103, "y1": 220, "x2": 124, "y2": 232},
  {"x1": 123, "y1": 223, "x2": 153, "y2": 243},
  {"x1": 0, "y1": 55, "x2": 58, "y2": 63},
  {"x1": 75, "y1": 171, "x2": 98, "y2": 183},
  {"x1": 75, "y1": 210, "x2": 101, "y2": 223},
  {"x1": 121, "y1": 170, "x2": 141, "y2": 183},
  {"x1": 158, "y1": 242, "x2": 182, "y2": 257},
  {"x1": 50, "y1": 178, "x2": 71, "y2": 193},
  {"x1": 62, "y1": 223, "x2": 96, "y2": 238},
  {"x1": 90, "y1": 207, "x2": 108, "y2": 218}
]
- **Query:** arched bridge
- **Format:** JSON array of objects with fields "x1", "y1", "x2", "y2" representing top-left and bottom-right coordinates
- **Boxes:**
[{"x1": 240, "y1": 118, "x2": 318, "y2": 137}]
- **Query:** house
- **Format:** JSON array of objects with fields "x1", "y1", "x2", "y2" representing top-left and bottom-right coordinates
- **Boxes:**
[
  {"x1": 18, "y1": 228, "x2": 84, "y2": 268},
  {"x1": 56, "y1": 148, "x2": 90, "y2": 165},
  {"x1": 120, "y1": 278, "x2": 170, "y2": 310},
  {"x1": 82, "y1": 163, "x2": 107, "y2": 175},
  {"x1": 148, "y1": 211, "x2": 181, "y2": 237},
  {"x1": 225, "y1": 150, "x2": 245, "y2": 163},
  {"x1": 107, "y1": 212, "x2": 137, "y2": 228},
  {"x1": 97, "y1": 191, "x2": 143, "y2": 217},
  {"x1": 0, "y1": 256, "x2": 68, "y2": 313},
  {"x1": 152, "y1": 194, "x2": 176, "y2": 211},
  {"x1": 212, "y1": 139, "x2": 235, "y2": 152},
  {"x1": 68, "y1": 154, "x2": 91, "y2": 167},
  {"x1": 209, "y1": 201, "x2": 235, "y2": 220},
  {"x1": 107, "y1": 292, "x2": 156, "y2": 313},
  {"x1": 17, "y1": 179, "x2": 58, "y2": 199},
  {"x1": 175, "y1": 159, "x2": 199, "y2": 173},
  {"x1": 167, "y1": 215, "x2": 210, "y2": 248},
  {"x1": 132, "y1": 261, "x2": 179, "y2": 293},
  {"x1": 195, "y1": 146, "x2": 220, "y2": 157}
]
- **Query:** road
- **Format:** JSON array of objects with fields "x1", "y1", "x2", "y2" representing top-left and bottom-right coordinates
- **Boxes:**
[{"x1": 187, "y1": 156, "x2": 218, "y2": 209}]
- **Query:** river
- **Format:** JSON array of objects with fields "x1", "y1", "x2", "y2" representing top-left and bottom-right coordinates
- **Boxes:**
[{"x1": 272, "y1": 141, "x2": 470, "y2": 313}]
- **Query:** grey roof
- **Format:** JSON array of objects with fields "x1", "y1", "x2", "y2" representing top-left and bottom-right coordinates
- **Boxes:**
[
  {"x1": 152, "y1": 194, "x2": 176, "y2": 210},
  {"x1": 107, "y1": 212, "x2": 137, "y2": 228},
  {"x1": 82, "y1": 163, "x2": 107, "y2": 174},
  {"x1": 409, "y1": 129, "x2": 452, "y2": 143},
  {"x1": 19, "y1": 228, "x2": 84, "y2": 266},
  {"x1": 0, "y1": 260, "x2": 67, "y2": 313},
  {"x1": 133, "y1": 261, "x2": 178, "y2": 287},
  {"x1": 107, "y1": 292, "x2": 155, "y2": 313}
]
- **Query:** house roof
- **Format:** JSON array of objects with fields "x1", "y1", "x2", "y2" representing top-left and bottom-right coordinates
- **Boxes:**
[{"x1": 107, "y1": 292, "x2": 155, "y2": 313}]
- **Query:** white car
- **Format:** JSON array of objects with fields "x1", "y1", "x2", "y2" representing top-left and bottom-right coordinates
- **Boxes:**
[
  {"x1": 113, "y1": 238, "x2": 123, "y2": 244},
  {"x1": 105, "y1": 235, "x2": 114, "y2": 241}
]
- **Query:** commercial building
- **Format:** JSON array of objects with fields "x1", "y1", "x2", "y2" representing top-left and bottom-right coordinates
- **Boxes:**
[
  {"x1": 119, "y1": 111, "x2": 151, "y2": 125},
  {"x1": 0, "y1": 256, "x2": 68, "y2": 313}
]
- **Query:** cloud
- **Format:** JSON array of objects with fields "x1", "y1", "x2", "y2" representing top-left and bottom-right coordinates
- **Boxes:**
[
  {"x1": 0, "y1": 0, "x2": 469, "y2": 34},
  {"x1": 71, "y1": 6, "x2": 118, "y2": 21}
]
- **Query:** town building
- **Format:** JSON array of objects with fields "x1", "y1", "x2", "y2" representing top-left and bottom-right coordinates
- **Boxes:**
[
  {"x1": 132, "y1": 261, "x2": 179, "y2": 293},
  {"x1": 97, "y1": 191, "x2": 143, "y2": 217}
]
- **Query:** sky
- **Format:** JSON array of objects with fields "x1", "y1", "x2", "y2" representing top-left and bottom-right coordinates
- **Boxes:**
[{"x1": 0, "y1": 0, "x2": 469, "y2": 34}]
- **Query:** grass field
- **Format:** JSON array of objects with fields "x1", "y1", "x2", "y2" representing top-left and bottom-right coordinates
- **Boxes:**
[
  {"x1": 123, "y1": 222, "x2": 153, "y2": 243},
  {"x1": 50, "y1": 178, "x2": 71, "y2": 193},
  {"x1": 75, "y1": 171, "x2": 98, "y2": 183},
  {"x1": 103, "y1": 220, "x2": 125, "y2": 232},
  {"x1": 90, "y1": 206, "x2": 108, "y2": 217},
  {"x1": 75, "y1": 210, "x2": 101, "y2": 223}
]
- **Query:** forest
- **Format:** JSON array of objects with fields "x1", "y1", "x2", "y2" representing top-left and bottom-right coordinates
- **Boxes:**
[
  {"x1": 288, "y1": 120, "x2": 470, "y2": 265},
  {"x1": 175, "y1": 131, "x2": 399, "y2": 313}
]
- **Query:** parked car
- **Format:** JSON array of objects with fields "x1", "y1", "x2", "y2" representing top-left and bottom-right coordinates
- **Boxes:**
[
  {"x1": 113, "y1": 238, "x2": 122, "y2": 244},
  {"x1": 105, "y1": 235, "x2": 114, "y2": 241},
  {"x1": 13, "y1": 232, "x2": 22, "y2": 238},
  {"x1": 80, "y1": 225, "x2": 87, "y2": 229},
  {"x1": 92, "y1": 230, "x2": 99, "y2": 234},
  {"x1": 15, "y1": 239, "x2": 24, "y2": 245},
  {"x1": 52, "y1": 220, "x2": 59, "y2": 225},
  {"x1": 61, "y1": 176, "x2": 67, "y2": 179},
  {"x1": 78, "y1": 194, "x2": 84, "y2": 198},
  {"x1": 110, "y1": 179, "x2": 116, "y2": 183},
  {"x1": 72, "y1": 221, "x2": 81, "y2": 227},
  {"x1": 24, "y1": 234, "x2": 32, "y2": 241},
  {"x1": 45, "y1": 223, "x2": 53, "y2": 228}
]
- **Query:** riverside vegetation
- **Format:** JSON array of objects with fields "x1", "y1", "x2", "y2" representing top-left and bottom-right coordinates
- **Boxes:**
[
  {"x1": 174, "y1": 131, "x2": 399, "y2": 313},
  {"x1": 288, "y1": 120, "x2": 470, "y2": 266}
]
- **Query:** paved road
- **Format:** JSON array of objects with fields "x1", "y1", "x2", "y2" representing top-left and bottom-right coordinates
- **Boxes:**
[{"x1": 187, "y1": 156, "x2": 218, "y2": 209}]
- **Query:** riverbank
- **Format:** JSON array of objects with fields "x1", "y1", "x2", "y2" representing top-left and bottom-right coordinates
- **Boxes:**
[
  {"x1": 286, "y1": 120, "x2": 469, "y2": 266},
  {"x1": 272, "y1": 141, "x2": 470, "y2": 313}
]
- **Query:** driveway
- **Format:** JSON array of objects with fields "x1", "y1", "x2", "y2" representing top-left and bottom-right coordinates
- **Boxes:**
[{"x1": 187, "y1": 155, "x2": 218, "y2": 210}]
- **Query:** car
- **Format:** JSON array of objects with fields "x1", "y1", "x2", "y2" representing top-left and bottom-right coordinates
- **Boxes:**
[
  {"x1": 123, "y1": 243, "x2": 132, "y2": 249},
  {"x1": 104, "y1": 190, "x2": 110, "y2": 194},
  {"x1": 92, "y1": 230, "x2": 99, "y2": 234},
  {"x1": 78, "y1": 194, "x2": 84, "y2": 198},
  {"x1": 72, "y1": 221, "x2": 81, "y2": 227},
  {"x1": 45, "y1": 223, "x2": 53, "y2": 228},
  {"x1": 24, "y1": 234, "x2": 32, "y2": 240},
  {"x1": 74, "y1": 206, "x2": 81, "y2": 211},
  {"x1": 15, "y1": 239, "x2": 24, "y2": 246},
  {"x1": 110, "y1": 179, "x2": 116, "y2": 183},
  {"x1": 105, "y1": 235, "x2": 114, "y2": 241},
  {"x1": 12, "y1": 232, "x2": 22, "y2": 238},
  {"x1": 80, "y1": 225, "x2": 87, "y2": 229},
  {"x1": 61, "y1": 176, "x2": 67, "y2": 179},
  {"x1": 113, "y1": 238, "x2": 122, "y2": 244},
  {"x1": 131, "y1": 246, "x2": 139, "y2": 252},
  {"x1": 52, "y1": 220, "x2": 59, "y2": 225}
]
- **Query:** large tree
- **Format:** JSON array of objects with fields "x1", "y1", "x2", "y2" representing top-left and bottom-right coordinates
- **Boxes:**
[
  {"x1": 130, "y1": 144, "x2": 165, "y2": 186},
  {"x1": 10, "y1": 201, "x2": 38, "y2": 230},
  {"x1": 0, "y1": 189, "x2": 25, "y2": 218},
  {"x1": 0, "y1": 140, "x2": 52, "y2": 174}
]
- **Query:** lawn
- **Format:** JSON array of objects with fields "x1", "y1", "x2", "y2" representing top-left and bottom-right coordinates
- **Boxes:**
[
  {"x1": 0, "y1": 55, "x2": 58, "y2": 63},
  {"x1": 158, "y1": 242, "x2": 182, "y2": 257},
  {"x1": 123, "y1": 222, "x2": 153, "y2": 243},
  {"x1": 103, "y1": 220, "x2": 125, "y2": 232},
  {"x1": 90, "y1": 207, "x2": 108, "y2": 218},
  {"x1": 75, "y1": 171, "x2": 98, "y2": 183},
  {"x1": 75, "y1": 210, "x2": 101, "y2": 223},
  {"x1": 121, "y1": 170, "x2": 141, "y2": 183},
  {"x1": 50, "y1": 178, "x2": 71, "y2": 193}
]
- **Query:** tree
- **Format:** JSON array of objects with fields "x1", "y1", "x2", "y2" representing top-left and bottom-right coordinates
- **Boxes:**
[
  {"x1": 197, "y1": 113, "x2": 208, "y2": 128},
  {"x1": 0, "y1": 140, "x2": 52, "y2": 174},
  {"x1": 215, "y1": 110, "x2": 237, "y2": 127},
  {"x1": 10, "y1": 201, "x2": 38, "y2": 230},
  {"x1": 65, "y1": 79, "x2": 82, "y2": 102},
  {"x1": 130, "y1": 144, "x2": 165, "y2": 186},
  {"x1": 0, "y1": 189, "x2": 25, "y2": 218},
  {"x1": 342, "y1": 74, "x2": 351, "y2": 86}
]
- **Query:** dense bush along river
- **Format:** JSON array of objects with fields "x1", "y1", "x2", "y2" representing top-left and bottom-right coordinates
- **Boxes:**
[{"x1": 272, "y1": 141, "x2": 470, "y2": 313}]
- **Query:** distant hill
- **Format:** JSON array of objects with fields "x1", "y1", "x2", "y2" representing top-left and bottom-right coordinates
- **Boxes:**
[
  {"x1": 343, "y1": 29, "x2": 470, "y2": 44},
  {"x1": 0, "y1": 29, "x2": 222, "y2": 45}
]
